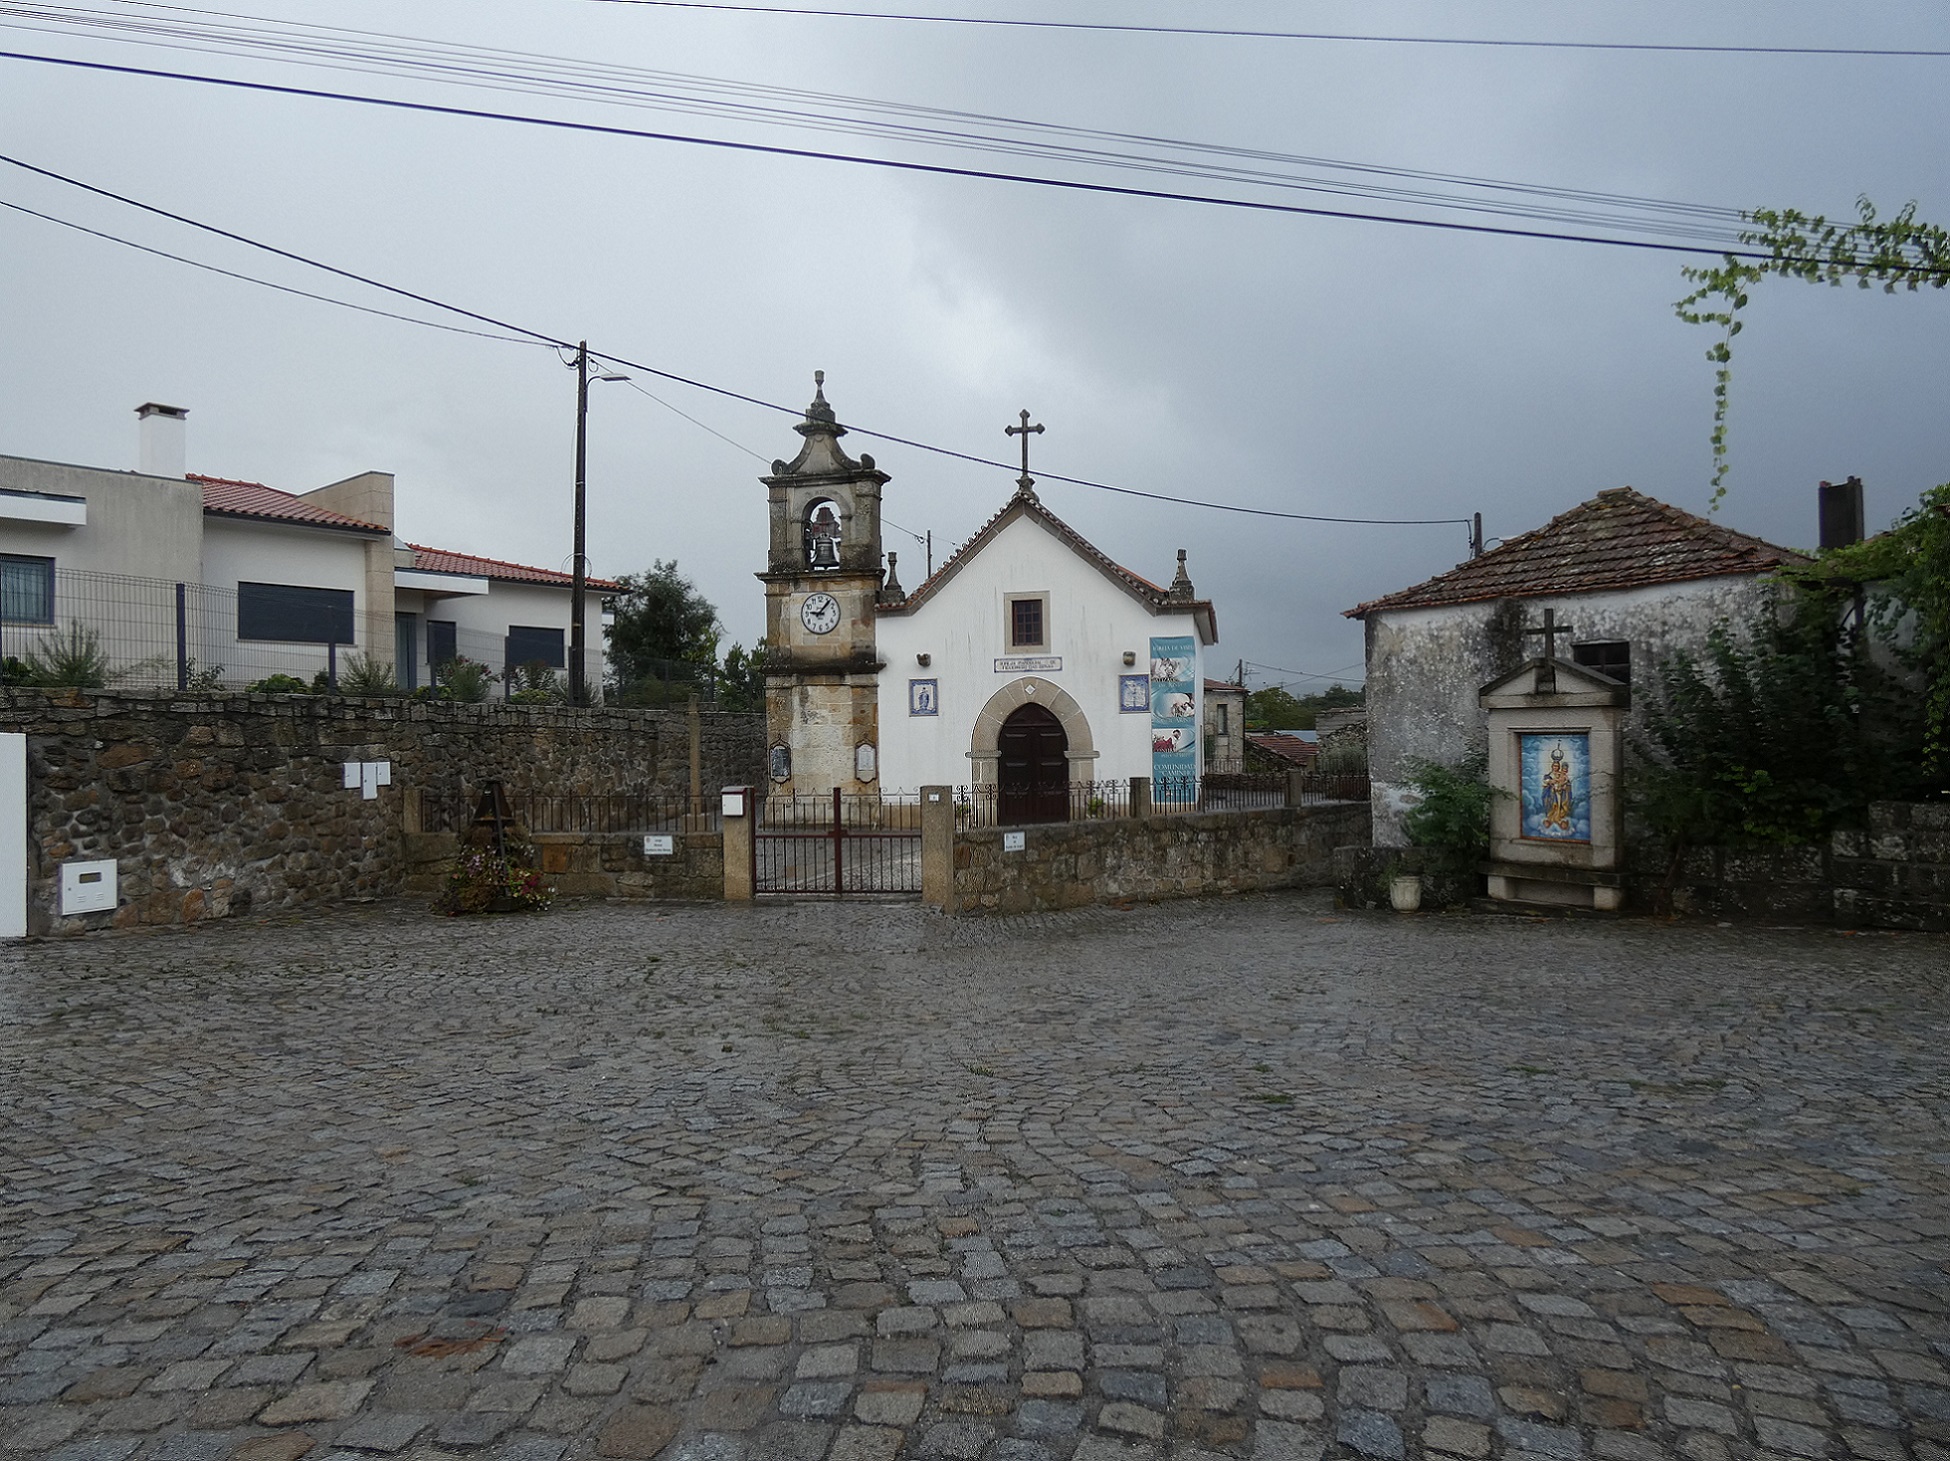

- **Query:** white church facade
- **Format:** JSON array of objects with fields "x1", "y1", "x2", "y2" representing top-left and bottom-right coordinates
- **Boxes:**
[{"x1": 759, "y1": 377, "x2": 1219, "y2": 812}]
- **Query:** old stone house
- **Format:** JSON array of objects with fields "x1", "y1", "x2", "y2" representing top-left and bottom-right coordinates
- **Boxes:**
[{"x1": 1346, "y1": 486, "x2": 1803, "y2": 845}]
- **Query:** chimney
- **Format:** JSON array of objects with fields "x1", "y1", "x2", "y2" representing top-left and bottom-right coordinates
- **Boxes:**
[
  {"x1": 136, "y1": 402, "x2": 188, "y2": 478},
  {"x1": 1818, "y1": 476, "x2": 1865, "y2": 550}
]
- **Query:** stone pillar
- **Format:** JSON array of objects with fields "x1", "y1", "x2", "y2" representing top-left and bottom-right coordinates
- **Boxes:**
[
  {"x1": 1285, "y1": 768, "x2": 1308, "y2": 807},
  {"x1": 721, "y1": 786, "x2": 755, "y2": 902},
  {"x1": 921, "y1": 784, "x2": 955, "y2": 912},
  {"x1": 1129, "y1": 776, "x2": 1152, "y2": 819}
]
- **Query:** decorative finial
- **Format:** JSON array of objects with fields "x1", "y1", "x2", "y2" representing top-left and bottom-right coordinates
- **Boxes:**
[
  {"x1": 801, "y1": 369, "x2": 838, "y2": 430},
  {"x1": 814, "y1": 369, "x2": 824, "y2": 387},
  {"x1": 1167, "y1": 548, "x2": 1195, "y2": 601},
  {"x1": 880, "y1": 550, "x2": 905, "y2": 604}
]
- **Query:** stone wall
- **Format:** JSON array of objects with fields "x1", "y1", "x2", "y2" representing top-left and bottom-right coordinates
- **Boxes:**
[
  {"x1": 949, "y1": 802, "x2": 1369, "y2": 915},
  {"x1": 404, "y1": 830, "x2": 725, "y2": 903},
  {"x1": 1, "y1": 689, "x2": 764, "y2": 935}
]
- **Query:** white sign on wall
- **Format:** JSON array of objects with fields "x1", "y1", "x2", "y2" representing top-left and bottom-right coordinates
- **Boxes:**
[
  {"x1": 1003, "y1": 830, "x2": 1026, "y2": 852},
  {"x1": 60, "y1": 860, "x2": 117, "y2": 916},
  {"x1": 643, "y1": 835, "x2": 675, "y2": 857}
]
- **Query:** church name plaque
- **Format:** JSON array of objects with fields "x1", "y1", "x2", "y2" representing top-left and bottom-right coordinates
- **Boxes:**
[
  {"x1": 642, "y1": 835, "x2": 675, "y2": 857},
  {"x1": 995, "y1": 656, "x2": 1061, "y2": 673}
]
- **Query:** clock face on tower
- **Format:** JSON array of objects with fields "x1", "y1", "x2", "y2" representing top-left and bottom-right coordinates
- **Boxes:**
[{"x1": 799, "y1": 591, "x2": 841, "y2": 635}]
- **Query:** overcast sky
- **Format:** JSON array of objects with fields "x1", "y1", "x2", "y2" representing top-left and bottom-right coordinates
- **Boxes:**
[{"x1": 4, "y1": 0, "x2": 1948, "y2": 694}]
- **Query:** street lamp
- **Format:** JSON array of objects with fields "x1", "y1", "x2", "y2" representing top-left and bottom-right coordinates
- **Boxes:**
[{"x1": 571, "y1": 340, "x2": 629, "y2": 706}]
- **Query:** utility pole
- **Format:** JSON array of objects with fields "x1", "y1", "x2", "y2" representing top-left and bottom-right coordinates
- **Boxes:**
[
  {"x1": 570, "y1": 341, "x2": 590, "y2": 706},
  {"x1": 1470, "y1": 512, "x2": 1484, "y2": 559}
]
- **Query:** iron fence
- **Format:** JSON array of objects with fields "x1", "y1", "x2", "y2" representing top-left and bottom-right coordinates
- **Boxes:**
[
  {"x1": 952, "y1": 772, "x2": 1368, "y2": 828},
  {"x1": 420, "y1": 790, "x2": 719, "y2": 836},
  {"x1": 0, "y1": 566, "x2": 574, "y2": 698},
  {"x1": 755, "y1": 790, "x2": 922, "y2": 894}
]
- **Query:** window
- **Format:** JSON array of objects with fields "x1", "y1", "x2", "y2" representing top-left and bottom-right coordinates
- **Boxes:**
[
  {"x1": 428, "y1": 619, "x2": 457, "y2": 670},
  {"x1": 505, "y1": 625, "x2": 565, "y2": 670},
  {"x1": 1573, "y1": 639, "x2": 1631, "y2": 686},
  {"x1": 1007, "y1": 593, "x2": 1049, "y2": 651},
  {"x1": 237, "y1": 582, "x2": 354, "y2": 644},
  {"x1": 0, "y1": 554, "x2": 53, "y2": 624}
]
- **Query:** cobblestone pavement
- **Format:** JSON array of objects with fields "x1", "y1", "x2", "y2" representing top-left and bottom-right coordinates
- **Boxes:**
[{"x1": 3, "y1": 894, "x2": 1949, "y2": 1461}]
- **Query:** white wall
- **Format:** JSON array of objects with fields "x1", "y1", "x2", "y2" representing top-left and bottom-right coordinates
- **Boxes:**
[
  {"x1": 876, "y1": 513, "x2": 1205, "y2": 791},
  {"x1": 1363, "y1": 575, "x2": 1780, "y2": 846},
  {"x1": 418, "y1": 580, "x2": 604, "y2": 690},
  {"x1": 0, "y1": 455, "x2": 203, "y2": 583}
]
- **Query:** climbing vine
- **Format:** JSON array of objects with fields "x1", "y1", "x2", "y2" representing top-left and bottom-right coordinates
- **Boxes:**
[{"x1": 1675, "y1": 197, "x2": 1950, "y2": 505}]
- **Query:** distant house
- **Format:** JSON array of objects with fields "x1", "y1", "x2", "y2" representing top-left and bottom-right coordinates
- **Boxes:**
[
  {"x1": 1345, "y1": 486, "x2": 1803, "y2": 846},
  {"x1": 0, "y1": 403, "x2": 614, "y2": 694},
  {"x1": 1245, "y1": 730, "x2": 1319, "y2": 773},
  {"x1": 1202, "y1": 679, "x2": 1247, "y2": 773}
]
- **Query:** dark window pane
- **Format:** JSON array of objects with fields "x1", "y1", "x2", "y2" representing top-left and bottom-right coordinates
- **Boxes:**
[
  {"x1": 1011, "y1": 598, "x2": 1043, "y2": 647},
  {"x1": 0, "y1": 555, "x2": 53, "y2": 624},
  {"x1": 428, "y1": 620, "x2": 458, "y2": 669},
  {"x1": 1572, "y1": 639, "x2": 1631, "y2": 686},
  {"x1": 236, "y1": 582, "x2": 354, "y2": 644},
  {"x1": 505, "y1": 625, "x2": 564, "y2": 669}
]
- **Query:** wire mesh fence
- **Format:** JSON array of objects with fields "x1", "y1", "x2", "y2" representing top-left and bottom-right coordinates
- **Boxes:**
[{"x1": 0, "y1": 567, "x2": 567, "y2": 698}]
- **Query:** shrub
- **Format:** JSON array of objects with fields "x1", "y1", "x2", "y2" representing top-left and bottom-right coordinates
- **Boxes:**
[
  {"x1": 436, "y1": 657, "x2": 494, "y2": 703},
  {"x1": 246, "y1": 673, "x2": 312, "y2": 695},
  {"x1": 1400, "y1": 754, "x2": 1496, "y2": 883},
  {"x1": 181, "y1": 658, "x2": 224, "y2": 691},
  {"x1": 338, "y1": 652, "x2": 400, "y2": 696},
  {"x1": 507, "y1": 659, "x2": 566, "y2": 704},
  {"x1": 19, "y1": 623, "x2": 114, "y2": 688}
]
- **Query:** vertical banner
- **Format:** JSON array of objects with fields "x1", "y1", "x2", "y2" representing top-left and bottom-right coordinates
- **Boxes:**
[{"x1": 1149, "y1": 635, "x2": 1197, "y2": 800}]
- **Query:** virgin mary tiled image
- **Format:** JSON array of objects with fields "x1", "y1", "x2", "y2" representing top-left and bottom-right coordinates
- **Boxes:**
[{"x1": 1519, "y1": 732, "x2": 1591, "y2": 842}]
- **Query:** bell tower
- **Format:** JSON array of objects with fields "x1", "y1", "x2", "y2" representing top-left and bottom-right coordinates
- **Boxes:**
[{"x1": 759, "y1": 373, "x2": 888, "y2": 796}]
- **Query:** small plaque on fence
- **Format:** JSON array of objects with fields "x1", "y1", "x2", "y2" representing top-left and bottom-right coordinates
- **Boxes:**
[
  {"x1": 1003, "y1": 830, "x2": 1026, "y2": 852},
  {"x1": 643, "y1": 835, "x2": 675, "y2": 857}
]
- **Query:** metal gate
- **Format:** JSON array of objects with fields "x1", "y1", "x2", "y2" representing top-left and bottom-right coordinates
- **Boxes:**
[{"x1": 755, "y1": 789, "x2": 921, "y2": 895}]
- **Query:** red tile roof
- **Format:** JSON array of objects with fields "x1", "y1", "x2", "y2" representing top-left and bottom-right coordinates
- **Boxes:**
[
  {"x1": 1203, "y1": 679, "x2": 1245, "y2": 693},
  {"x1": 408, "y1": 544, "x2": 618, "y2": 592},
  {"x1": 1346, "y1": 487, "x2": 1805, "y2": 618},
  {"x1": 192, "y1": 474, "x2": 388, "y2": 533},
  {"x1": 1246, "y1": 732, "x2": 1319, "y2": 767}
]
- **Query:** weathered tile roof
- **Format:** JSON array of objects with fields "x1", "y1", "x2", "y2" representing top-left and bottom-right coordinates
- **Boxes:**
[
  {"x1": 1246, "y1": 731, "x2": 1319, "y2": 767},
  {"x1": 1345, "y1": 487, "x2": 1805, "y2": 618},
  {"x1": 192, "y1": 474, "x2": 388, "y2": 533},
  {"x1": 407, "y1": 544, "x2": 619, "y2": 593}
]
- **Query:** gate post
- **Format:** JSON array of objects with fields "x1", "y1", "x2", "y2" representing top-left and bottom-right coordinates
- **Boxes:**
[
  {"x1": 722, "y1": 786, "x2": 755, "y2": 901},
  {"x1": 1129, "y1": 776, "x2": 1152, "y2": 819},
  {"x1": 1285, "y1": 768, "x2": 1308, "y2": 807},
  {"x1": 921, "y1": 785, "x2": 954, "y2": 912}
]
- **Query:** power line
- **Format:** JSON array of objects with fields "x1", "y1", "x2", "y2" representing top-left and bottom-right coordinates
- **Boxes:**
[
  {"x1": 576, "y1": 1, "x2": 1950, "y2": 58},
  {"x1": 0, "y1": 50, "x2": 1803, "y2": 261},
  {"x1": 0, "y1": 4, "x2": 1753, "y2": 243},
  {"x1": 0, "y1": 196, "x2": 547, "y2": 345}
]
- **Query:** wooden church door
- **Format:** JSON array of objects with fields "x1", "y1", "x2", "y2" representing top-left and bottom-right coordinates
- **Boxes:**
[{"x1": 997, "y1": 703, "x2": 1069, "y2": 823}]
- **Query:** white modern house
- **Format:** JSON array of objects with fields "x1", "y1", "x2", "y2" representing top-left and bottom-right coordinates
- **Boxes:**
[{"x1": 0, "y1": 403, "x2": 611, "y2": 694}]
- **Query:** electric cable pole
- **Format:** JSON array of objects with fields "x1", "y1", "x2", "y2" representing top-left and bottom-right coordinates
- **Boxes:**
[{"x1": 570, "y1": 340, "x2": 589, "y2": 706}]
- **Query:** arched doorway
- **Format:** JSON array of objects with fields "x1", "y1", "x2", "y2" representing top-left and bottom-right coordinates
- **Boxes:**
[{"x1": 998, "y1": 703, "x2": 1070, "y2": 823}]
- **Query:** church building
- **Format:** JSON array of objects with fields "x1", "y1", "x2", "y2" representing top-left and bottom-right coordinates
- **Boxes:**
[{"x1": 759, "y1": 377, "x2": 1219, "y2": 808}]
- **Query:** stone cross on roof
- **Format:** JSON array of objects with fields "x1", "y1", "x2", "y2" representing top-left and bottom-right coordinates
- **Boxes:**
[
  {"x1": 1524, "y1": 606, "x2": 1574, "y2": 692},
  {"x1": 1005, "y1": 409, "x2": 1044, "y2": 500}
]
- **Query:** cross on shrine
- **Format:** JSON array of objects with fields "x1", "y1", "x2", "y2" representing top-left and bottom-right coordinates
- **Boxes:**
[
  {"x1": 1005, "y1": 409, "x2": 1044, "y2": 497},
  {"x1": 1525, "y1": 607, "x2": 1575, "y2": 660},
  {"x1": 1524, "y1": 607, "x2": 1574, "y2": 693}
]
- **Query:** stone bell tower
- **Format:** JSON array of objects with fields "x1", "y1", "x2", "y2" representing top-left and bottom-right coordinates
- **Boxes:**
[{"x1": 759, "y1": 373, "x2": 888, "y2": 796}]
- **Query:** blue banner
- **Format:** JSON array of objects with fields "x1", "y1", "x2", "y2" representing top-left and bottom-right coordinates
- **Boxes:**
[{"x1": 1149, "y1": 635, "x2": 1197, "y2": 796}]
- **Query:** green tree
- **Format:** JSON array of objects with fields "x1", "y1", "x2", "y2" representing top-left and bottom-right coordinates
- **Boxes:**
[
  {"x1": 605, "y1": 560, "x2": 722, "y2": 688},
  {"x1": 1676, "y1": 198, "x2": 1950, "y2": 503},
  {"x1": 1246, "y1": 682, "x2": 1362, "y2": 730},
  {"x1": 717, "y1": 640, "x2": 768, "y2": 714}
]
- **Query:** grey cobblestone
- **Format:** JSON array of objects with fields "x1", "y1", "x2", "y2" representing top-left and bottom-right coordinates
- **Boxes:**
[{"x1": 2, "y1": 893, "x2": 1947, "y2": 1458}]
